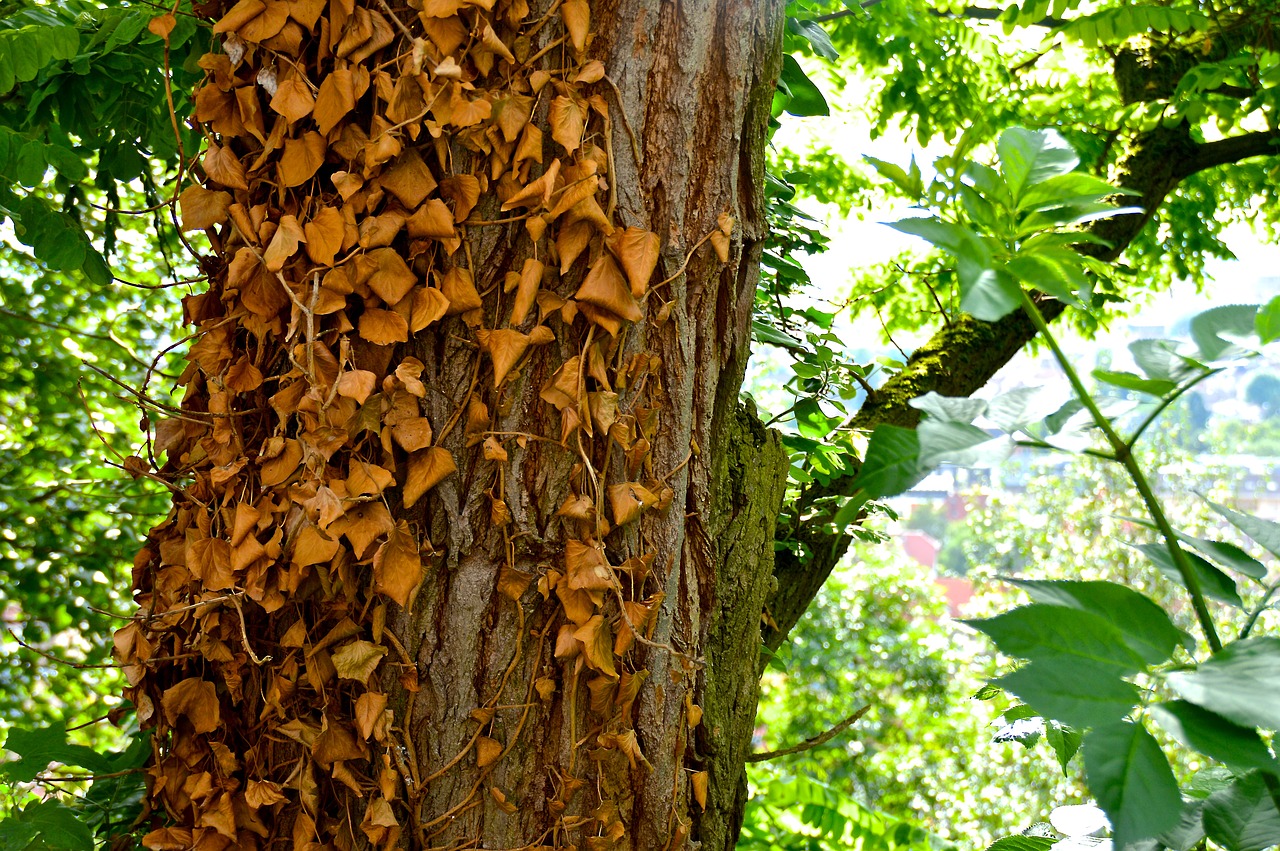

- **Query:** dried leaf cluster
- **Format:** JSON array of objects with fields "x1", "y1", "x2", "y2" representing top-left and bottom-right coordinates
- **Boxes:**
[{"x1": 118, "y1": 1, "x2": 730, "y2": 848}]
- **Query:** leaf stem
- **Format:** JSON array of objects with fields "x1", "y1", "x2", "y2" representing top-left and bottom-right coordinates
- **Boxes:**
[{"x1": 1018, "y1": 291, "x2": 1222, "y2": 654}]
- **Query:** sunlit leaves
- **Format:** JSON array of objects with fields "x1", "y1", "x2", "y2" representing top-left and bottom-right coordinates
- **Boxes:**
[
  {"x1": 1083, "y1": 721, "x2": 1183, "y2": 848},
  {"x1": 1167, "y1": 638, "x2": 1280, "y2": 731}
]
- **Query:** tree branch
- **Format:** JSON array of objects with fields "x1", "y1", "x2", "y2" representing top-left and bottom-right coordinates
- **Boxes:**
[
  {"x1": 809, "y1": 4, "x2": 1063, "y2": 28},
  {"x1": 745, "y1": 705, "x2": 870, "y2": 762},
  {"x1": 1184, "y1": 127, "x2": 1280, "y2": 177}
]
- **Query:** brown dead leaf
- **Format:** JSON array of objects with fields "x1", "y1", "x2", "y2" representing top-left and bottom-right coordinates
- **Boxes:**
[
  {"x1": 279, "y1": 131, "x2": 326, "y2": 187},
  {"x1": 608, "y1": 227, "x2": 661, "y2": 297},
  {"x1": 576, "y1": 253, "x2": 641, "y2": 322},
  {"x1": 476, "y1": 736, "x2": 502, "y2": 768},
  {"x1": 565, "y1": 539, "x2": 613, "y2": 591},
  {"x1": 549, "y1": 95, "x2": 584, "y2": 155},
  {"x1": 355, "y1": 691, "x2": 388, "y2": 740},
  {"x1": 380, "y1": 148, "x2": 437, "y2": 209},
  {"x1": 178, "y1": 185, "x2": 231, "y2": 231},
  {"x1": 410, "y1": 286, "x2": 451, "y2": 331},
  {"x1": 263, "y1": 214, "x2": 306, "y2": 271},
  {"x1": 403, "y1": 446, "x2": 456, "y2": 508},
  {"x1": 373, "y1": 521, "x2": 423, "y2": 607},
  {"x1": 291, "y1": 523, "x2": 340, "y2": 567},
  {"x1": 358, "y1": 308, "x2": 409, "y2": 345},
  {"x1": 332, "y1": 639, "x2": 387, "y2": 681},
  {"x1": 366, "y1": 247, "x2": 417, "y2": 306},
  {"x1": 304, "y1": 206, "x2": 345, "y2": 266},
  {"x1": 161, "y1": 677, "x2": 221, "y2": 734},
  {"x1": 270, "y1": 76, "x2": 314, "y2": 123},
  {"x1": 477, "y1": 328, "x2": 529, "y2": 386},
  {"x1": 440, "y1": 267, "x2": 481, "y2": 314},
  {"x1": 573, "y1": 615, "x2": 616, "y2": 678},
  {"x1": 314, "y1": 68, "x2": 356, "y2": 135},
  {"x1": 560, "y1": 0, "x2": 589, "y2": 52},
  {"x1": 203, "y1": 143, "x2": 248, "y2": 190},
  {"x1": 335, "y1": 369, "x2": 377, "y2": 403}
]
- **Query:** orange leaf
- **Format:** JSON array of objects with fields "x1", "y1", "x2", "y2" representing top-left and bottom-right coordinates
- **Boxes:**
[
  {"x1": 575, "y1": 253, "x2": 641, "y2": 322},
  {"x1": 203, "y1": 143, "x2": 248, "y2": 190},
  {"x1": 607, "y1": 227, "x2": 661, "y2": 297},
  {"x1": 405, "y1": 199, "x2": 456, "y2": 239},
  {"x1": 279, "y1": 131, "x2": 326, "y2": 187},
  {"x1": 355, "y1": 692, "x2": 388, "y2": 740},
  {"x1": 392, "y1": 417, "x2": 434, "y2": 452},
  {"x1": 380, "y1": 148, "x2": 438, "y2": 209},
  {"x1": 211, "y1": 0, "x2": 265, "y2": 33},
  {"x1": 303, "y1": 206, "x2": 344, "y2": 266},
  {"x1": 565, "y1": 539, "x2": 613, "y2": 591},
  {"x1": 335, "y1": 369, "x2": 376, "y2": 404},
  {"x1": 373, "y1": 521, "x2": 423, "y2": 607},
  {"x1": 560, "y1": 0, "x2": 589, "y2": 52},
  {"x1": 510, "y1": 257, "x2": 542, "y2": 326},
  {"x1": 549, "y1": 95, "x2": 584, "y2": 155},
  {"x1": 477, "y1": 328, "x2": 530, "y2": 386},
  {"x1": 573, "y1": 615, "x2": 616, "y2": 678},
  {"x1": 263, "y1": 214, "x2": 306, "y2": 271},
  {"x1": 270, "y1": 77, "x2": 315, "y2": 123},
  {"x1": 313, "y1": 68, "x2": 356, "y2": 135},
  {"x1": 332, "y1": 639, "x2": 387, "y2": 681},
  {"x1": 161, "y1": 678, "x2": 221, "y2": 734},
  {"x1": 441, "y1": 174, "x2": 480, "y2": 222},
  {"x1": 358, "y1": 308, "x2": 409, "y2": 345},
  {"x1": 291, "y1": 523, "x2": 340, "y2": 567},
  {"x1": 347, "y1": 461, "x2": 396, "y2": 496},
  {"x1": 476, "y1": 736, "x2": 502, "y2": 768},
  {"x1": 366, "y1": 247, "x2": 417, "y2": 306},
  {"x1": 148, "y1": 13, "x2": 177, "y2": 39},
  {"x1": 178, "y1": 185, "x2": 231, "y2": 231},
  {"x1": 440, "y1": 267, "x2": 481, "y2": 315},
  {"x1": 403, "y1": 447, "x2": 455, "y2": 508},
  {"x1": 410, "y1": 286, "x2": 451, "y2": 331}
]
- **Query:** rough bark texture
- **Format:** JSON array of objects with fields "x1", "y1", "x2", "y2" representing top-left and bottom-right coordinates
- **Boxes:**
[{"x1": 121, "y1": 1, "x2": 786, "y2": 850}]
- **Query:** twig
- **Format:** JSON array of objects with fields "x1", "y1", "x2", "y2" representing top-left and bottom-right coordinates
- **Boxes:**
[{"x1": 746, "y1": 704, "x2": 870, "y2": 763}]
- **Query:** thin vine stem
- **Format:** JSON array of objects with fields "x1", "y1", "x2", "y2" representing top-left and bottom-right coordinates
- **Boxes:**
[{"x1": 1018, "y1": 291, "x2": 1223, "y2": 654}]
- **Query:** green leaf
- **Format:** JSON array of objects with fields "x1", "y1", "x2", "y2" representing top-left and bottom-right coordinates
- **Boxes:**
[
  {"x1": 751, "y1": 320, "x2": 803, "y2": 350},
  {"x1": 1167, "y1": 637, "x2": 1280, "y2": 731},
  {"x1": 1132, "y1": 542, "x2": 1243, "y2": 608},
  {"x1": 1255, "y1": 295, "x2": 1280, "y2": 344},
  {"x1": 1204, "y1": 499, "x2": 1280, "y2": 563},
  {"x1": 1191, "y1": 304, "x2": 1260, "y2": 360},
  {"x1": 984, "y1": 836, "x2": 1054, "y2": 851},
  {"x1": 910, "y1": 392, "x2": 989, "y2": 424},
  {"x1": 985, "y1": 386, "x2": 1064, "y2": 433},
  {"x1": 1202, "y1": 772, "x2": 1280, "y2": 851},
  {"x1": 1130, "y1": 338, "x2": 1206, "y2": 384},
  {"x1": 997, "y1": 127, "x2": 1080, "y2": 202},
  {"x1": 793, "y1": 397, "x2": 835, "y2": 439},
  {"x1": 1149, "y1": 701, "x2": 1279, "y2": 774},
  {"x1": 863, "y1": 154, "x2": 923, "y2": 199},
  {"x1": 1092, "y1": 369, "x2": 1177, "y2": 397},
  {"x1": 889, "y1": 216, "x2": 986, "y2": 258},
  {"x1": 1121, "y1": 517, "x2": 1268, "y2": 582},
  {"x1": 918, "y1": 420, "x2": 1012, "y2": 467},
  {"x1": 1004, "y1": 250, "x2": 1088, "y2": 306},
  {"x1": 1045, "y1": 721, "x2": 1083, "y2": 775},
  {"x1": 1004, "y1": 579, "x2": 1183, "y2": 666},
  {"x1": 964, "y1": 604, "x2": 1149, "y2": 672},
  {"x1": 960, "y1": 266, "x2": 1022, "y2": 323},
  {"x1": 787, "y1": 19, "x2": 839, "y2": 60},
  {"x1": 1017, "y1": 171, "x2": 1137, "y2": 213},
  {"x1": 778, "y1": 54, "x2": 829, "y2": 117},
  {"x1": 1084, "y1": 721, "x2": 1184, "y2": 848},
  {"x1": 8, "y1": 800, "x2": 92, "y2": 851},
  {"x1": 855, "y1": 424, "x2": 922, "y2": 499},
  {"x1": 994, "y1": 659, "x2": 1140, "y2": 728},
  {"x1": 1, "y1": 722, "x2": 115, "y2": 782}
]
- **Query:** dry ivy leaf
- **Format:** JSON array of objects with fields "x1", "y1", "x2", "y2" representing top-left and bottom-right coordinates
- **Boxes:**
[
  {"x1": 549, "y1": 95, "x2": 584, "y2": 155},
  {"x1": 607, "y1": 482, "x2": 658, "y2": 527},
  {"x1": 514, "y1": 123, "x2": 543, "y2": 165},
  {"x1": 239, "y1": 0, "x2": 289, "y2": 42},
  {"x1": 347, "y1": 460, "x2": 395, "y2": 496},
  {"x1": 589, "y1": 390, "x2": 618, "y2": 435},
  {"x1": 535, "y1": 677, "x2": 556, "y2": 701},
  {"x1": 366, "y1": 248, "x2": 417, "y2": 305},
  {"x1": 607, "y1": 227, "x2": 661, "y2": 297},
  {"x1": 279, "y1": 131, "x2": 326, "y2": 187},
  {"x1": 392, "y1": 417, "x2": 434, "y2": 452},
  {"x1": 161, "y1": 677, "x2": 221, "y2": 734},
  {"x1": 332, "y1": 639, "x2": 387, "y2": 681},
  {"x1": 718, "y1": 211, "x2": 735, "y2": 236},
  {"x1": 553, "y1": 623, "x2": 582, "y2": 660},
  {"x1": 410, "y1": 286, "x2": 451, "y2": 331},
  {"x1": 331, "y1": 501, "x2": 393, "y2": 557},
  {"x1": 494, "y1": 94, "x2": 533, "y2": 143},
  {"x1": 212, "y1": 0, "x2": 266, "y2": 33},
  {"x1": 148, "y1": 11, "x2": 177, "y2": 38},
  {"x1": 440, "y1": 267, "x2": 481, "y2": 314},
  {"x1": 482, "y1": 436, "x2": 508, "y2": 462},
  {"x1": 245, "y1": 779, "x2": 289, "y2": 809},
  {"x1": 304, "y1": 206, "x2": 344, "y2": 266},
  {"x1": 441, "y1": 174, "x2": 480, "y2": 222},
  {"x1": 141, "y1": 827, "x2": 192, "y2": 850},
  {"x1": 259, "y1": 438, "x2": 302, "y2": 486},
  {"x1": 314, "y1": 68, "x2": 356, "y2": 135},
  {"x1": 336, "y1": 369, "x2": 377, "y2": 404},
  {"x1": 710, "y1": 230, "x2": 730, "y2": 263},
  {"x1": 358, "y1": 308, "x2": 409, "y2": 345},
  {"x1": 497, "y1": 564, "x2": 531, "y2": 600},
  {"x1": 263, "y1": 214, "x2": 306, "y2": 271},
  {"x1": 380, "y1": 149, "x2": 437, "y2": 208},
  {"x1": 509, "y1": 258, "x2": 542, "y2": 326},
  {"x1": 203, "y1": 143, "x2": 249, "y2": 190},
  {"x1": 405, "y1": 199, "x2": 455, "y2": 239},
  {"x1": 354, "y1": 692, "x2": 388, "y2": 740},
  {"x1": 270, "y1": 76, "x2": 315, "y2": 123},
  {"x1": 286, "y1": 0, "x2": 325, "y2": 29},
  {"x1": 403, "y1": 446, "x2": 456, "y2": 508},
  {"x1": 449, "y1": 88, "x2": 492, "y2": 127},
  {"x1": 476, "y1": 329, "x2": 529, "y2": 386},
  {"x1": 357, "y1": 210, "x2": 406, "y2": 248},
  {"x1": 691, "y1": 771, "x2": 709, "y2": 810},
  {"x1": 313, "y1": 717, "x2": 366, "y2": 766},
  {"x1": 331, "y1": 169, "x2": 363, "y2": 199},
  {"x1": 373, "y1": 521, "x2": 423, "y2": 607},
  {"x1": 574, "y1": 59, "x2": 605, "y2": 85},
  {"x1": 291, "y1": 523, "x2": 340, "y2": 566},
  {"x1": 178, "y1": 185, "x2": 231, "y2": 231},
  {"x1": 560, "y1": 0, "x2": 589, "y2": 52},
  {"x1": 501, "y1": 158, "x2": 560, "y2": 211},
  {"x1": 573, "y1": 615, "x2": 616, "y2": 678},
  {"x1": 539, "y1": 356, "x2": 580, "y2": 410},
  {"x1": 576, "y1": 254, "x2": 641, "y2": 322},
  {"x1": 565, "y1": 539, "x2": 612, "y2": 591},
  {"x1": 361, "y1": 798, "x2": 400, "y2": 846},
  {"x1": 556, "y1": 219, "x2": 593, "y2": 274},
  {"x1": 476, "y1": 736, "x2": 502, "y2": 768}
]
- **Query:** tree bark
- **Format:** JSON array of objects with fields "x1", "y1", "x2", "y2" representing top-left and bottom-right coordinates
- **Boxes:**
[{"x1": 120, "y1": 2, "x2": 786, "y2": 850}]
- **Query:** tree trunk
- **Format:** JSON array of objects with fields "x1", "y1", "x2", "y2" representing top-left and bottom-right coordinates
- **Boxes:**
[{"x1": 119, "y1": 2, "x2": 786, "y2": 850}]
